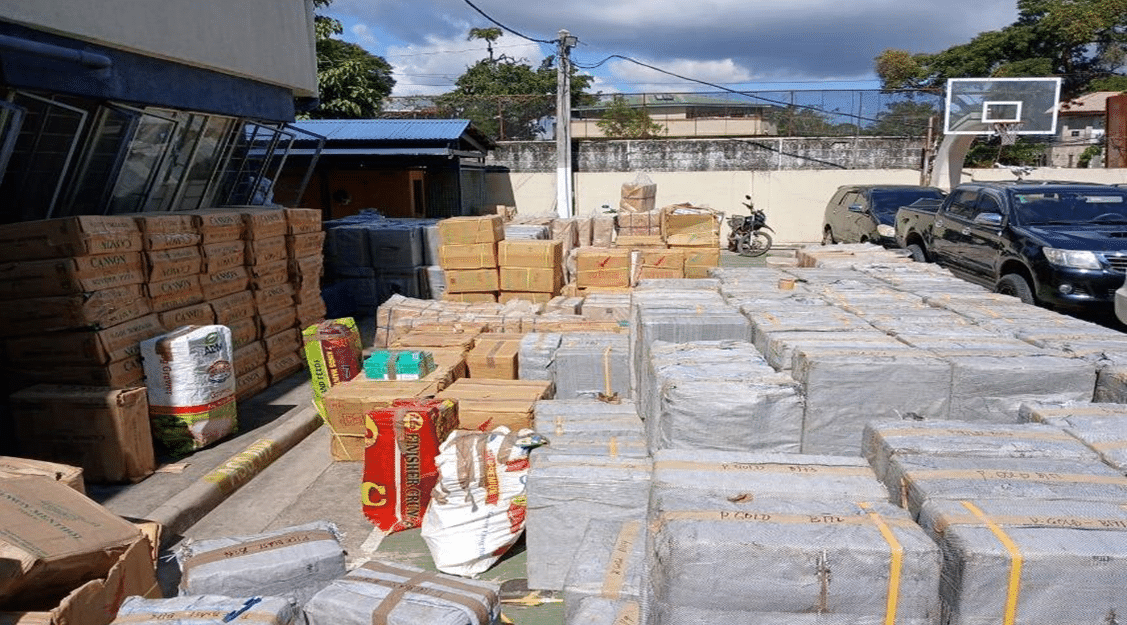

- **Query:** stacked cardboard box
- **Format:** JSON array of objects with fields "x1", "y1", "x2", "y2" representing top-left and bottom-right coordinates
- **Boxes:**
[
  {"x1": 321, "y1": 377, "x2": 442, "y2": 461},
  {"x1": 435, "y1": 378, "x2": 553, "y2": 430},
  {"x1": 498, "y1": 239, "x2": 563, "y2": 303},
  {"x1": 437, "y1": 215, "x2": 504, "y2": 303},
  {"x1": 575, "y1": 247, "x2": 632, "y2": 291},
  {"x1": 661, "y1": 204, "x2": 720, "y2": 278}
]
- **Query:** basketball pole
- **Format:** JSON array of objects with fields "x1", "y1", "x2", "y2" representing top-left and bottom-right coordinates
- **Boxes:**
[{"x1": 930, "y1": 133, "x2": 976, "y2": 192}]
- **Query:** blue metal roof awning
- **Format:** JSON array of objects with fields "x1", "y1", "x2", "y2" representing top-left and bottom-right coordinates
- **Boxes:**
[{"x1": 287, "y1": 146, "x2": 456, "y2": 157}]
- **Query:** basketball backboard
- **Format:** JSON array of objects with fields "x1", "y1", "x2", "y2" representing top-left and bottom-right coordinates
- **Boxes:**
[{"x1": 944, "y1": 77, "x2": 1062, "y2": 135}]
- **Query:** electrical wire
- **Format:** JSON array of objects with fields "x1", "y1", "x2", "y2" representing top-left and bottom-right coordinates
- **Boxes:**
[{"x1": 462, "y1": 0, "x2": 557, "y2": 45}]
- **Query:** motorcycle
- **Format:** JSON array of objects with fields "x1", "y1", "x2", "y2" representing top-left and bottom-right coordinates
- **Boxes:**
[{"x1": 726, "y1": 195, "x2": 773, "y2": 257}]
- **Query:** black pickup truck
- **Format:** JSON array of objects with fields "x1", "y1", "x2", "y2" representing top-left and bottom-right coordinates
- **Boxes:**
[{"x1": 895, "y1": 180, "x2": 1127, "y2": 312}]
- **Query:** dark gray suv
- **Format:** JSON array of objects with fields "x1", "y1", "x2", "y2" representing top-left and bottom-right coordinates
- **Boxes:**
[{"x1": 822, "y1": 184, "x2": 945, "y2": 247}]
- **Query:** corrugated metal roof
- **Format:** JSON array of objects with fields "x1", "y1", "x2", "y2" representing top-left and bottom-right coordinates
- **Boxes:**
[{"x1": 287, "y1": 119, "x2": 472, "y2": 141}]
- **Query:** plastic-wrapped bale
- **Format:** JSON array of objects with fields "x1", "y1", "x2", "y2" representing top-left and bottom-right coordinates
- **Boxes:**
[
  {"x1": 579, "y1": 292, "x2": 631, "y2": 322},
  {"x1": 645, "y1": 491, "x2": 941, "y2": 625},
  {"x1": 640, "y1": 340, "x2": 777, "y2": 430},
  {"x1": 175, "y1": 521, "x2": 346, "y2": 606},
  {"x1": 533, "y1": 399, "x2": 642, "y2": 436},
  {"x1": 525, "y1": 453, "x2": 652, "y2": 591},
  {"x1": 939, "y1": 353, "x2": 1097, "y2": 423},
  {"x1": 884, "y1": 454, "x2": 1127, "y2": 519},
  {"x1": 651, "y1": 377, "x2": 804, "y2": 453},
  {"x1": 1096, "y1": 363, "x2": 1127, "y2": 403},
  {"x1": 518, "y1": 333, "x2": 561, "y2": 381},
  {"x1": 111, "y1": 595, "x2": 301, "y2": 625},
  {"x1": 563, "y1": 519, "x2": 647, "y2": 624},
  {"x1": 761, "y1": 330, "x2": 907, "y2": 371},
  {"x1": 742, "y1": 306, "x2": 870, "y2": 351},
  {"x1": 368, "y1": 223, "x2": 425, "y2": 268},
  {"x1": 862, "y1": 419, "x2": 1103, "y2": 487},
  {"x1": 420, "y1": 427, "x2": 536, "y2": 577},
  {"x1": 140, "y1": 324, "x2": 237, "y2": 455},
  {"x1": 1020, "y1": 401, "x2": 1127, "y2": 472},
  {"x1": 629, "y1": 299, "x2": 749, "y2": 393},
  {"x1": 792, "y1": 346, "x2": 952, "y2": 456},
  {"x1": 304, "y1": 560, "x2": 500, "y2": 625},
  {"x1": 551, "y1": 333, "x2": 630, "y2": 400},
  {"x1": 916, "y1": 497, "x2": 1127, "y2": 625},
  {"x1": 651, "y1": 449, "x2": 888, "y2": 500},
  {"x1": 503, "y1": 223, "x2": 550, "y2": 239},
  {"x1": 567, "y1": 596, "x2": 641, "y2": 625}
]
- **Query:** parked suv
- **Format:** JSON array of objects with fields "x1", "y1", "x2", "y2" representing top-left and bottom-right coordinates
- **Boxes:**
[{"x1": 822, "y1": 185, "x2": 945, "y2": 247}]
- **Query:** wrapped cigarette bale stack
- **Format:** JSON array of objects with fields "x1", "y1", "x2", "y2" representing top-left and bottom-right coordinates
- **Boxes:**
[
  {"x1": 438, "y1": 215, "x2": 504, "y2": 303},
  {"x1": 1020, "y1": 401, "x2": 1127, "y2": 472},
  {"x1": 661, "y1": 203, "x2": 721, "y2": 278},
  {"x1": 551, "y1": 333, "x2": 630, "y2": 400},
  {"x1": 0, "y1": 215, "x2": 160, "y2": 389},
  {"x1": 112, "y1": 596, "x2": 302, "y2": 625},
  {"x1": 531, "y1": 399, "x2": 648, "y2": 458},
  {"x1": 229, "y1": 207, "x2": 305, "y2": 386},
  {"x1": 497, "y1": 239, "x2": 563, "y2": 304},
  {"x1": 562, "y1": 519, "x2": 646, "y2": 625}
]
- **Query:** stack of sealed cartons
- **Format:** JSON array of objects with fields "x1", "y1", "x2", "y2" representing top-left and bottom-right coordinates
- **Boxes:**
[
  {"x1": 661, "y1": 204, "x2": 721, "y2": 278},
  {"x1": 615, "y1": 210, "x2": 663, "y2": 248},
  {"x1": 435, "y1": 378, "x2": 553, "y2": 431},
  {"x1": 437, "y1": 215, "x2": 504, "y2": 303},
  {"x1": 136, "y1": 213, "x2": 209, "y2": 333},
  {"x1": 0, "y1": 216, "x2": 163, "y2": 391},
  {"x1": 286, "y1": 208, "x2": 327, "y2": 331},
  {"x1": 497, "y1": 239, "x2": 563, "y2": 304},
  {"x1": 320, "y1": 376, "x2": 443, "y2": 461}
]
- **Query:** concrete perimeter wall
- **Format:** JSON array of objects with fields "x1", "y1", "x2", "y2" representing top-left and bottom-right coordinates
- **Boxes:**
[{"x1": 485, "y1": 138, "x2": 1127, "y2": 244}]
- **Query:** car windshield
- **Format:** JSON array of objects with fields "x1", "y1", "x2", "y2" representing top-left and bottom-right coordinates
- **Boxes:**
[
  {"x1": 869, "y1": 189, "x2": 944, "y2": 216},
  {"x1": 1011, "y1": 189, "x2": 1127, "y2": 225}
]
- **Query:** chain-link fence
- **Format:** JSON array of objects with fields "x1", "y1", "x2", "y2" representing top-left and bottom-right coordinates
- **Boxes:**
[{"x1": 380, "y1": 90, "x2": 947, "y2": 142}]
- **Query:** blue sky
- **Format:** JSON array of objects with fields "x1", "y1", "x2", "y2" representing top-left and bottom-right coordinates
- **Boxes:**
[{"x1": 322, "y1": 0, "x2": 1019, "y2": 97}]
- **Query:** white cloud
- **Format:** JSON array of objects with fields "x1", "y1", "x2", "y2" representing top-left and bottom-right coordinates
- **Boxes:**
[
  {"x1": 383, "y1": 32, "x2": 548, "y2": 97},
  {"x1": 349, "y1": 23, "x2": 378, "y2": 48}
]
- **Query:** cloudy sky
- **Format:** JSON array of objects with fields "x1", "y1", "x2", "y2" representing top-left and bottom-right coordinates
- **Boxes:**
[{"x1": 323, "y1": 0, "x2": 1019, "y2": 97}]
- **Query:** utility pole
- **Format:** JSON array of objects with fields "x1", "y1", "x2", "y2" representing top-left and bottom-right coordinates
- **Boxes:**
[{"x1": 555, "y1": 29, "x2": 577, "y2": 219}]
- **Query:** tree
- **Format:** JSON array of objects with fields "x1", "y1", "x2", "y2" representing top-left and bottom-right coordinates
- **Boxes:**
[
  {"x1": 435, "y1": 30, "x2": 595, "y2": 141},
  {"x1": 596, "y1": 96, "x2": 665, "y2": 139},
  {"x1": 874, "y1": 0, "x2": 1127, "y2": 98},
  {"x1": 865, "y1": 100, "x2": 941, "y2": 137},
  {"x1": 305, "y1": 0, "x2": 395, "y2": 119}
]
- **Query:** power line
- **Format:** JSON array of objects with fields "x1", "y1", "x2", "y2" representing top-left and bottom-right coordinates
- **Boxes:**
[{"x1": 462, "y1": 0, "x2": 557, "y2": 45}]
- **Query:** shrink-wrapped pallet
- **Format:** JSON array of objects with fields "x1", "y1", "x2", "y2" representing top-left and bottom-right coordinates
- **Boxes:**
[
  {"x1": 563, "y1": 519, "x2": 647, "y2": 623},
  {"x1": 175, "y1": 521, "x2": 345, "y2": 606},
  {"x1": 112, "y1": 595, "x2": 301, "y2": 625},
  {"x1": 651, "y1": 377, "x2": 804, "y2": 453},
  {"x1": 743, "y1": 306, "x2": 870, "y2": 347},
  {"x1": 651, "y1": 449, "x2": 888, "y2": 500},
  {"x1": 526, "y1": 453, "x2": 652, "y2": 591},
  {"x1": 552, "y1": 333, "x2": 630, "y2": 400},
  {"x1": 793, "y1": 347, "x2": 952, "y2": 455},
  {"x1": 862, "y1": 419, "x2": 1103, "y2": 486},
  {"x1": 646, "y1": 491, "x2": 941, "y2": 625},
  {"x1": 883, "y1": 454, "x2": 1127, "y2": 518},
  {"x1": 568, "y1": 597, "x2": 641, "y2": 625},
  {"x1": 631, "y1": 304, "x2": 751, "y2": 395},
  {"x1": 421, "y1": 427, "x2": 536, "y2": 577},
  {"x1": 761, "y1": 330, "x2": 906, "y2": 371},
  {"x1": 1020, "y1": 401, "x2": 1127, "y2": 471},
  {"x1": 303, "y1": 560, "x2": 501, "y2": 625},
  {"x1": 140, "y1": 324, "x2": 237, "y2": 455},
  {"x1": 916, "y1": 497, "x2": 1127, "y2": 625}
]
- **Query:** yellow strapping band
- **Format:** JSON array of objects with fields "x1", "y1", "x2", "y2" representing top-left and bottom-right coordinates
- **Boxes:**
[
  {"x1": 859, "y1": 502, "x2": 902, "y2": 625},
  {"x1": 961, "y1": 501, "x2": 1022, "y2": 625},
  {"x1": 603, "y1": 346, "x2": 613, "y2": 395}
]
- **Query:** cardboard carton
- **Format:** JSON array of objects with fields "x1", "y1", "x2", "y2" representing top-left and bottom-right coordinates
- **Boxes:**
[
  {"x1": 0, "y1": 477, "x2": 159, "y2": 620},
  {"x1": 287, "y1": 231, "x2": 325, "y2": 259},
  {"x1": 437, "y1": 215, "x2": 504, "y2": 245},
  {"x1": 435, "y1": 379, "x2": 552, "y2": 430},
  {"x1": 133, "y1": 213, "x2": 201, "y2": 251},
  {"x1": 389, "y1": 332, "x2": 477, "y2": 352},
  {"x1": 145, "y1": 275, "x2": 204, "y2": 313},
  {"x1": 322, "y1": 378, "x2": 441, "y2": 461},
  {"x1": 145, "y1": 246, "x2": 202, "y2": 282},
  {"x1": 255, "y1": 283, "x2": 295, "y2": 314},
  {"x1": 0, "y1": 253, "x2": 146, "y2": 300},
  {"x1": 231, "y1": 207, "x2": 288, "y2": 240},
  {"x1": 228, "y1": 317, "x2": 261, "y2": 349},
  {"x1": 201, "y1": 266, "x2": 251, "y2": 301},
  {"x1": 245, "y1": 236, "x2": 288, "y2": 266},
  {"x1": 284, "y1": 208, "x2": 323, "y2": 235},
  {"x1": 236, "y1": 366, "x2": 270, "y2": 401},
  {"x1": 576, "y1": 248, "x2": 632, "y2": 289},
  {"x1": 499, "y1": 266, "x2": 562, "y2": 293},
  {"x1": 498, "y1": 240, "x2": 563, "y2": 268},
  {"x1": 0, "y1": 216, "x2": 142, "y2": 262},
  {"x1": 200, "y1": 240, "x2": 246, "y2": 273},
  {"x1": 249, "y1": 261, "x2": 290, "y2": 290},
  {"x1": 444, "y1": 268, "x2": 500, "y2": 293},
  {"x1": 499, "y1": 292, "x2": 554, "y2": 304},
  {"x1": 636, "y1": 248, "x2": 686, "y2": 281},
  {"x1": 9, "y1": 354, "x2": 145, "y2": 390},
  {"x1": 678, "y1": 245, "x2": 720, "y2": 278},
  {"x1": 266, "y1": 350, "x2": 305, "y2": 383},
  {"x1": 158, "y1": 302, "x2": 216, "y2": 332},
  {"x1": 620, "y1": 179, "x2": 656, "y2": 213},
  {"x1": 438, "y1": 242, "x2": 498, "y2": 269},
  {"x1": 466, "y1": 337, "x2": 522, "y2": 379},
  {"x1": 442, "y1": 291, "x2": 498, "y2": 303},
  {"x1": 211, "y1": 290, "x2": 257, "y2": 326},
  {"x1": 9, "y1": 385, "x2": 155, "y2": 483},
  {"x1": 5, "y1": 314, "x2": 164, "y2": 366},
  {"x1": 0, "y1": 285, "x2": 150, "y2": 335},
  {"x1": 0, "y1": 456, "x2": 84, "y2": 494},
  {"x1": 661, "y1": 205, "x2": 721, "y2": 246},
  {"x1": 184, "y1": 209, "x2": 243, "y2": 243}
]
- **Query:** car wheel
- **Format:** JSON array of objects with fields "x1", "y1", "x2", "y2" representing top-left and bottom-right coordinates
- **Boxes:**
[
  {"x1": 996, "y1": 274, "x2": 1035, "y2": 305},
  {"x1": 822, "y1": 227, "x2": 835, "y2": 245},
  {"x1": 906, "y1": 244, "x2": 927, "y2": 263}
]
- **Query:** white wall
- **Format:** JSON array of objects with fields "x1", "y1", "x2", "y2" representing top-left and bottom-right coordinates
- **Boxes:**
[
  {"x1": 1, "y1": 1, "x2": 318, "y2": 95},
  {"x1": 486, "y1": 167, "x2": 1127, "y2": 244}
]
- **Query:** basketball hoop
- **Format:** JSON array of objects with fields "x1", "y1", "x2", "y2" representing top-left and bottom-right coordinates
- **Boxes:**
[{"x1": 994, "y1": 121, "x2": 1022, "y2": 146}]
